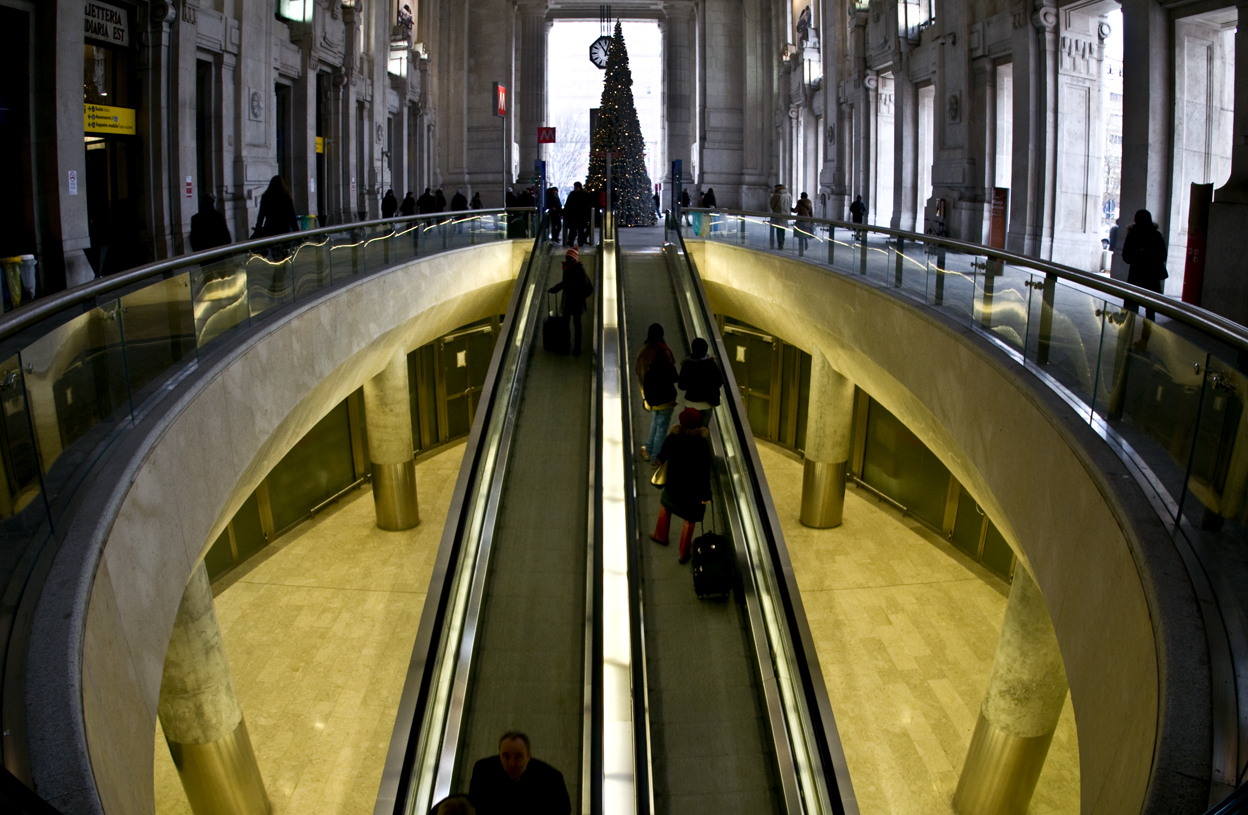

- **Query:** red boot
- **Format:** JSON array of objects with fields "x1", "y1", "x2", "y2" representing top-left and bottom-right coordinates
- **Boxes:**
[
  {"x1": 650, "y1": 507, "x2": 671, "y2": 545},
  {"x1": 678, "y1": 520, "x2": 697, "y2": 563}
]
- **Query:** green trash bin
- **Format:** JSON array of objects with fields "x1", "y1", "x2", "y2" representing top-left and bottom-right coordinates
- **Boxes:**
[
  {"x1": 0, "y1": 256, "x2": 21, "y2": 308},
  {"x1": 297, "y1": 214, "x2": 317, "y2": 231}
]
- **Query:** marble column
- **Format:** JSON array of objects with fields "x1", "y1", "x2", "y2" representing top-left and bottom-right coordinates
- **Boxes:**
[
  {"x1": 664, "y1": 1, "x2": 696, "y2": 183},
  {"x1": 1007, "y1": 5, "x2": 1059, "y2": 259},
  {"x1": 517, "y1": 1, "x2": 547, "y2": 178},
  {"x1": 800, "y1": 353, "x2": 855, "y2": 528},
  {"x1": 892, "y1": 49, "x2": 919, "y2": 231},
  {"x1": 1200, "y1": 0, "x2": 1248, "y2": 325},
  {"x1": 954, "y1": 565, "x2": 1068, "y2": 815},
  {"x1": 364, "y1": 349, "x2": 420, "y2": 530},
  {"x1": 159, "y1": 564, "x2": 270, "y2": 815}
]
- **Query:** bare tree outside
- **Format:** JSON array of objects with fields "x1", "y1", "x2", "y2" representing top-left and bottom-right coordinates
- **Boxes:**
[{"x1": 544, "y1": 111, "x2": 592, "y2": 198}]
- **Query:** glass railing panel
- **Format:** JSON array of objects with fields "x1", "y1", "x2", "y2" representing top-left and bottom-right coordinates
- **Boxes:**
[
  {"x1": 973, "y1": 261, "x2": 1034, "y2": 357},
  {"x1": 1180, "y1": 357, "x2": 1248, "y2": 543},
  {"x1": 926, "y1": 246, "x2": 980, "y2": 324},
  {"x1": 289, "y1": 233, "x2": 334, "y2": 299},
  {"x1": 1093, "y1": 312, "x2": 1209, "y2": 510},
  {"x1": 243, "y1": 245, "x2": 296, "y2": 318},
  {"x1": 363, "y1": 224, "x2": 399, "y2": 274},
  {"x1": 329, "y1": 228, "x2": 367, "y2": 285},
  {"x1": 0, "y1": 354, "x2": 52, "y2": 539},
  {"x1": 1023, "y1": 277, "x2": 1109, "y2": 409},
  {"x1": 192, "y1": 253, "x2": 251, "y2": 350},
  {"x1": 118, "y1": 272, "x2": 196, "y2": 406}
]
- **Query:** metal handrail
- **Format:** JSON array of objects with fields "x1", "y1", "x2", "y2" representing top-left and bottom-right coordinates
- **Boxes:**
[
  {"x1": 683, "y1": 207, "x2": 1248, "y2": 355},
  {"x1": 0, "y1": 209, "x2": 536, "y2": 341}
]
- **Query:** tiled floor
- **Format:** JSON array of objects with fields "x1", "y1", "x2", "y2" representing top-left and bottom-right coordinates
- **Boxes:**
[
  {"x1": 756, "y1": 441, "x2": 1080, "y2": 815},
  {"x1": 154, "y1": 438, "x2": 1079, "y2": 815},
  {"x1": 153, "y1": 442, "x2": 466, "y2": 815}
]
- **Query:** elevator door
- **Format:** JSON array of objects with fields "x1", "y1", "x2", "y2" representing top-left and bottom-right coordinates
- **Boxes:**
[
  {"x1": 722, "y1": 325, "x2": 781, "y2": 441},
  {"x1": 436, "y1": 324, "x2": 497, "y2": 440}
]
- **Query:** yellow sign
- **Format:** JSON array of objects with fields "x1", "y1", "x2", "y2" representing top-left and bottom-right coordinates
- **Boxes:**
[
  {"x1": 84, "y1": 103, "x2": 135, "y2": 135},
  {"x1": 316, "y1": 136, "x2": 324, "y2": 154}
]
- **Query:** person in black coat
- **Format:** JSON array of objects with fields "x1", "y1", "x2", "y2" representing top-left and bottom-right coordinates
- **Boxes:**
[
  {"x1": 399, "y1": 191, "x2": 417, "y2": 216},
  {"x1": 417, "y1": 187, "x2": 437, "y2": 214},
  {"x1": 468, "y1": 732, "x2": 571, "y2": 815},
  {"x1": 470, "y1": 192, "x2": 483, "y2": 209},
  {"x1": 451, "y1": 189, "x2": 468, "y2": 211},
  {"x1": 252, "y1": 176, "x2": 299, "y2": 239},
  {"x1": 1121, "y1": 208, "x2": 1168, "y2": 321},
  {"x1": 545, "y1": 187, "x2": 563, "y2": 242},
  {"x1": 189, "y1": 194, "x2": 232, "y2": 252},
  {"x1": 434, "y1": 188, "x2": 447, "y2": 212},
  {"x1": 701, "y1": 188, "x2": 717, "y2": 208},
  {"x1": 563, "y1": 182, "x2": 591, "y2": 246},
  {"x1": 677, "y1": 338, "x2": 724, "y2": 426},
  {"x1": 548, "y1": 246, "x2": 593, "y2": 355},
  {"x1": 382, "y1": 189, "x2": 398, "y2": 219},
  {"x1": 651, "y1": 407, "x2": 713, "y2": 563}
]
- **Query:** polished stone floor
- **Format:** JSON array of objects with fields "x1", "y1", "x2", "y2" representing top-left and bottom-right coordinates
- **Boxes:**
[
  {"x1": 154, "y1": 438, "x2": 1079, "y2": 815},
  {"x1": 755, "y1": 441, "x2": 1079, "y2": 815},
  {"x1": 153, "y1": 442, "x2": 466, "y2": 815}
]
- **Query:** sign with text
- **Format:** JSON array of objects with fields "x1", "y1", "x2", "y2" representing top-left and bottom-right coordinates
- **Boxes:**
[
  {"x1": 493, "y1": 83, "x2": 507, "y2": 117},
  {"x1": 537, "y1": 127, "x2": 556, "y2": 144},
  {"x1": 84, "y1": 1, "x2": 129, "y2": 47},
  {"x1": 84, "y1": 103, "x2": 135, "y2": 135}
]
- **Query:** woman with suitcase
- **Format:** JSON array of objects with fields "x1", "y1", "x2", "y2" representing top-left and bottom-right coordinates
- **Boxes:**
[{"x1": 650, "y1": 408, "x2": 713, "y2": 563}]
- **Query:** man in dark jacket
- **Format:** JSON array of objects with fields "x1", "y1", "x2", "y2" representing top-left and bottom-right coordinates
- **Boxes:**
[
  {"x1": 548, "y1": 245, "x2": 593, "y2": 356},
  {"x1": 677, "y1": 338, "x2": 723, "y2": 425},
  {"x1": 417, "y1": 188, "x2": 437, "y2": 214},
  {"x1": 451, "y1": 189, "x2": 468, "y2": 211},
  {"x1": 563, "y1": 182, "x2": 591, "y2": 246},
  {"x1": 189, "y1": 194, "x2": 232, "y2": 252},
  {"x1": 381, "y1": 189, "x2": 398, "y2": 219},
  {"x1": 399, "y1": 191, "x2": 417, "y2": 216},
  {"x1": 468, "y1": 732, "x2": 571, "y2": 815}
]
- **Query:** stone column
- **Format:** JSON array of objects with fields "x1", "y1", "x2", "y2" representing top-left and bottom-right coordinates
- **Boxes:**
[
  {"x1": 1007, "y1": 5, "x2": 1059, "y2": 258},
  {"x1": 516, "y1": 1, "x2": 547, "y2": 177},
  {"x1": 892, "y1": 49, "x2": 919, "y2": 231},
  {"x1": 364, "y1": 349, "x2": 420, "y2": 530},
  {"x1": 800, "y1": 353, "x2": 855, "y2": 528},
  {"x1": 1200, "y1": 0, "x2": 1248, "y2": 325},
  {"x1": 954, "y1": 565, "x2": 1068, "y2": 815},
  {"x1": 159, "y1": 564, "x2": 270, "y2": 815},
  {"x1": 664, "y1": 1, "x2": 696, "y2": 182}
]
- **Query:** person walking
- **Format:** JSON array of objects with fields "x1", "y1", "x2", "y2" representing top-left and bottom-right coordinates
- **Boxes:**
[
  {"x1": 399, "y1": 191, "x2": 417, "y2": 216},
  {"x1": 849, "y1": 194, "x2": 866, "y2": 239},
  {"x1": 434, "y1": 188, "x2": 447, "y2": 212},
  {"x1": 793, "y1": 191, "x2": 814, "y2": 251},
  {"x1": 701, "y1": 188, "x2": 717, "y2": 208},
  {"x1": 677, "y1": 338, "x2": 724, "y2": 426},
  {"x1": 545, "y1": 187, "x2": 563, "y2": 243},
  {"x1": 451, "y1": 189, "x2": 468, "y2": 211},
  {"x1": 679, "y1": 188, "x2": 692, "y2": 225},
  {"x1": 651, "y1": 407, "x2": 713, "y2": 564},
  {"x1": 252, "y1": 176, "x2": 299, "y2": 239},
  {"x1": 769, "y1": 184, "x2": 793, "y2": 249},
  {"x1": 382, "y1": 189, "x2": 398, "y2": 219},
  {"x1": 635, "y1": 323, "x2": 678, "y2": 464},
  {"x1": 564, "y1": 182, "x2": 591, "y2": 246},
  {"x1": 470, "y1": 192, "x2": 483, "y2": 210},
  {"x1": 468, "y1": 732, "x2": 571, "y2": 815},
  {"x1": 1121, "y1": 208, "x2": 1169, "y2": 349},
  {"x1": 188, "y1": 193, "x2": 232, "y2": 252},
  {"x1": 548, "y1": 246, "x2": 593, "y2": 356},
  {"x1": 417, "y1": 187, "x2": 437, "y2": 214}
]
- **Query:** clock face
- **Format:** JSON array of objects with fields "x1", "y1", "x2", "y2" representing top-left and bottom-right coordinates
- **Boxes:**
[{"x1": 589, "y1": 36, "x2": 611, "y2": 69}]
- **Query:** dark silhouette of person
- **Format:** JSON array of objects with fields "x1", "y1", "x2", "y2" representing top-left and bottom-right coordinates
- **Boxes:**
[
  {"x1": 400, "y1": 191, "x2": 417, "y2": 216},
  {"x1": 382, "y1": 189, "x2": 398, "y2": 219},
  {"x1": 548, "y1": 245, "x2": 593, "y2": 355},
  {"x1": 545, "y1": 187, "x2": 563, "y2": 242},
  {"x1": 701, "y1": 187, "x2": 717, "y2": 208},
  {"x1": 189, "y1": 193, "x2": 232, "y2": 252},
  {"x1": 451, "y1": 189, "x2": 468, "y2": 211},
  {"x1": 252, "y1": 176, "x2": 299, "y2": 239},
  {"x1": 677, "y1": 337, "x2": 723, "y2": 426},
  {"x1": 563, "y1": 182, "x2": 591, "y2": 246},
  {"x1": 435, "y1": 188, "x2": 447, "y2": 212},
  {"x1": 849, "y1": 194, "x2": 866, "y2": 239},
  {"x1": 468, "y1": 732, "x2": 570, "y2": 815},
  {"x1": 1121, "y1": 208, "x2": 1168, "y2": 321},
  {"x1": 651, "y1": 407, "x2": 713, "y2": 563},
  {"x1": 417, "y1": 188, "x2": 437, "y2": 214},
  {"x1": 470, "y1": 192, "x2": 483, "y2": 209},
  {"x1": 431, "y1": 795, "x2": 475, "y2": 815}
]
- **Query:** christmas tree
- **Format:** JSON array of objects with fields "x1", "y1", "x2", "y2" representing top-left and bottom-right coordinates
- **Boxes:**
[{"x1": 586, "y1": 22, "x2": 657, "y2": 227}]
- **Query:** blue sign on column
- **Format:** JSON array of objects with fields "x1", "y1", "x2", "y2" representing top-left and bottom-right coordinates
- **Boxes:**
[{"x1": 671, "y1": 160, "x2": 683, "y2": 218}]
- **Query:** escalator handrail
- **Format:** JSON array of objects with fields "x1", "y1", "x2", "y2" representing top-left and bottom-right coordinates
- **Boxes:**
[
  {"x1": 681, "y1": 207, "x2": 1248, "y2": 356},
  {"x1": 665, "y1": 228, "x2": 860, "y2": 815},
  {"x1": 375, "y1": 218, "x2": 551, "y2": 815}
]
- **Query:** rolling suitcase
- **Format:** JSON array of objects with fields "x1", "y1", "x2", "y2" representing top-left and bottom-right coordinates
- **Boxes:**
[
  {"x1": 691, "y1": 515, "x2": 734, "y2": 600},
  {"x1": 542, "y1": 292, "x2": 569, "y2": 355}
]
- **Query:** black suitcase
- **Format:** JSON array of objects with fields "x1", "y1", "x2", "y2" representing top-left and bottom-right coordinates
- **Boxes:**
[
  {"x1": 542, "y1": 293, "x2": 569, "y2": 355},
  {"x1": 691, "y1": 531, "x2": 734, "y2": 599}
]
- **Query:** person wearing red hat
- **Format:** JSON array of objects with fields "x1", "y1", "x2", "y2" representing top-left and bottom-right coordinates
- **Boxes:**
[
  {"x1": 548, "y1": 247, "x2": 593, "y2": 355},
  {"x1": 651, "y1": 407, "x2": 713, "y2": 563}
]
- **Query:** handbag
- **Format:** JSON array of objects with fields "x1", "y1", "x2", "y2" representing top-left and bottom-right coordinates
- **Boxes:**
[{"x1": 650, "y1": 460, "x2": 668, "y2": 488}]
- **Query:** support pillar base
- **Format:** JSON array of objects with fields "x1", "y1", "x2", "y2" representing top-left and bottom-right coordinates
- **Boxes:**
[
  {"x1": 166, "y1": 717, "x2": 271, "y2": 815},
  {"x1": 372, "y1": 459, "x2": 420, "y2": 530},
  {"x1": 800, "y1": 459, "x2": 847, "y2": 528},
  {"x1": 953, "y1": 711, "x2": 1056, "y2": 815}
]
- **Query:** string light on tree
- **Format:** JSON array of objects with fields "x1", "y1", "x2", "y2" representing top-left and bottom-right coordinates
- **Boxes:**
[{"x1": 586, "y1": 21, "x2": 657, "y2": 228}]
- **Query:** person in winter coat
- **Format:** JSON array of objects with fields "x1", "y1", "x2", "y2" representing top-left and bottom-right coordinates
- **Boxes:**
[
  {"x1": 399, "y1": 191, "x2": 417, "y2": 216},
  {"x1": 189, "y1": 193, "x2": 232, "y2": 252},
  {"x1": 563, "y1": 182, "x2": 591, "y2": 246},
  {"x1": 679, "y1": 188, "x2": 692, "y2": 225},
  {"x1": 545, "y1": 187, "x2": 563, "y2": 243},
  {"x1": 1121, "y1": 208, "x2": 1168, "y2": 321},
  {"x1": 849, "y1": 195, "x2": 867, "y2": 239},
  {"x1": 635, "y1": 323, "x2": 678, "y2": 464},
  {"x1": 434, "y1": 188, "x2": 447, "y2": 212},
  {"x1": 651, "y1": 407, "x2": 713, "y2": 563},
  {"x1": 252, "y1": 176, "x2": 299, "y2": 239},
  {"x1": 470, "y1": 192, "x2": 483, "y2": 210},
  {"x1": 701, "y1": 188, "x2": 717, "y2": 208},
  {"x1": 769, "y1": 184, "x2": 793, "y2": 249},
  {"x1": 417, "y1": 188, "x2": 437, "y2": 214},
  {"x1": 548, "y1": 245, "x2": 593, "y2": 355},
  {"x1": 451, "y1": 189, "x2": 468, "y2": 211},
  {"x1": 793, "y1": 191, "x2": 814, "y2": 251},
  {"x1": 677, "y1": 338, "x2": 723, "y2": 426},
  {"x1": 382, "y1": 189, "x2": 398, "y2": 219}
]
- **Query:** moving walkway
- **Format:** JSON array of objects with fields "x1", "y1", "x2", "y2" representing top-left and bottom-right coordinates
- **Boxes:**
[{"x1": 375, "y1": 218, "x2": 857, "y2": 814}]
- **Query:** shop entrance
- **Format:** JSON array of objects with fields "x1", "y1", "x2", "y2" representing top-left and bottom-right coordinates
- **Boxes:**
[{"x1": 84, "y1": 39, "x2": 142, "y2": 275}]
